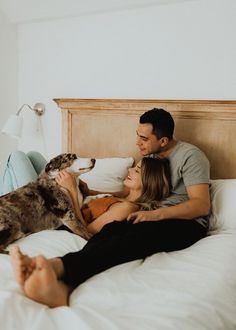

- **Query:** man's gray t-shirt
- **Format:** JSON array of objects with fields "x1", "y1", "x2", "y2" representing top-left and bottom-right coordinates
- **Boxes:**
[{"x1": 151, "y1": 141, "x2": 210, "y2": 227}]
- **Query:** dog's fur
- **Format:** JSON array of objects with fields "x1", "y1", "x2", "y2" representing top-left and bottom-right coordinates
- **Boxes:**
[{"x1": 0, "y1": 153, "x2": 95, "y2": 251}]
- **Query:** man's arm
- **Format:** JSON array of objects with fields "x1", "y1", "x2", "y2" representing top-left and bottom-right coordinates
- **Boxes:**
[{"x1": 128, "y1": 183, "x2": 210, "y2": 224}]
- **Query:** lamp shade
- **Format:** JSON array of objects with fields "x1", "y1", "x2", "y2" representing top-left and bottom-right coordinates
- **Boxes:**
[{"x1": 1, "y1": 114, "x2": 23, "y2": 139}]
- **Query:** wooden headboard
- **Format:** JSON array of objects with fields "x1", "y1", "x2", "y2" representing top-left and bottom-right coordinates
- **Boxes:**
[{"x1": 54, "y1": 99, "x2": 236, "y2": 179}]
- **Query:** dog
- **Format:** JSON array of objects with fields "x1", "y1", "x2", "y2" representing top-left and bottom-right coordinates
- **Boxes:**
[{"x1": 0, "y1": 153, "x2": 95, "y2": 252}]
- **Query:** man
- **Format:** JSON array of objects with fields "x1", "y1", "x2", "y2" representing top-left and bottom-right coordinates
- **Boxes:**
[
  {"x1": 10, "y1": 108, "x2": 210, "y2": 308},
  {"x1": 128, "y1": 108, "x2": 210, "y2": 226}
]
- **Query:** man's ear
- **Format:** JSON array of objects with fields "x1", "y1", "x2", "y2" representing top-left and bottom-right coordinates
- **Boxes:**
[{"x1": 160, "y1": 137, "x2": 169, "y2": 147}]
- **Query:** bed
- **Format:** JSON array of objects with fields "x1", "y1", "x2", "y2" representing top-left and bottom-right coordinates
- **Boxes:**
[{"x1": 1, "y1": 98, "x2": 236, "y2": 330}]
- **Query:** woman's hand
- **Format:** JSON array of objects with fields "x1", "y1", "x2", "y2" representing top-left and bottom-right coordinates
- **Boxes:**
[{"x1": 55, "y1": 170, "x2": 77, "y2": 195}]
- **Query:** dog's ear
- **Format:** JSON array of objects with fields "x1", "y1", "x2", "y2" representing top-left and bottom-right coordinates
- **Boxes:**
[{"x1": 45, "y1": 153, "x2": 77, "y2": 173}]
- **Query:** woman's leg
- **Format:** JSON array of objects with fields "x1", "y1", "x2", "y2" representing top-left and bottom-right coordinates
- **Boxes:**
[
  {"x1": 61, "y1": 219, "x2": 207, "y2": 288},
  {"x1": 10, "y1": 246, "x2": 71, "y2": 307},
  {"x1": 10, "y1": 219, "x2": 206, "y2": 307}
]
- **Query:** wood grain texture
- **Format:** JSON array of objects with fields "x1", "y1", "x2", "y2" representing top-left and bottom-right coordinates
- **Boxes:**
[{"x1": 54, "y1": 99, "x2": 236, "y2": 179}]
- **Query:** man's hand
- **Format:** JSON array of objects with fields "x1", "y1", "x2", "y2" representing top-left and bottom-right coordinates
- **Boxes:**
[
  {"x1": 127, "y1": 183, "x2": 210, "y2": 224},
  {"x1": 127, "y1": 210, "x2": 163, "y2": 224}
]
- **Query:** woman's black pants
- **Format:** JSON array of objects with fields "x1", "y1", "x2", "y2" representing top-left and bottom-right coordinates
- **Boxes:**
[{"x1": 61, "y1": 219, "x2": 207, "y2": 288}]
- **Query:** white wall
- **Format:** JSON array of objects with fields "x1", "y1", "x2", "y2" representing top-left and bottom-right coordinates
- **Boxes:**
[
  {"x1": 0, "y1": 9, "x2": 18, "y2": 173},
  {"x1": 17, "y1": 0, "x2": 236, "y2": 159}
]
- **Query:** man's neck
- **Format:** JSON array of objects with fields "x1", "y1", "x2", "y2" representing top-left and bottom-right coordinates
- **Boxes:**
[{"x1": 157, "y1": 139, "x2": 178, "y2": 158}]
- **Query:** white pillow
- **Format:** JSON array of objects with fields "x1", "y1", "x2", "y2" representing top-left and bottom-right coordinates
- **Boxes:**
[
  {"x1": 80, "y1": 157, "x2": 134, "y2": 192},
  {"x1": 209, "y1": 179, "x2": 236, "y2": 233}
]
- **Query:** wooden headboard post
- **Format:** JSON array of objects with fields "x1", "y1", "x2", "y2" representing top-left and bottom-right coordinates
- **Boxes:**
[{"x1": 54, "y1": 99, "x2": 236, "y2": 179}]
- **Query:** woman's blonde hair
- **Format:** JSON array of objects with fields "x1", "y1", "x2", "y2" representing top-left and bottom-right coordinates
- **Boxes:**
[{"x1": 136, "y1": 157, "x2": 171, "y2": 205}]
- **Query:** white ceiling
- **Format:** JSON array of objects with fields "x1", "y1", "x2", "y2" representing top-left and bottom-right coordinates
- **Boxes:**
[{"x1": 0, "y1": 0, "x2": 194, "y2": 23}]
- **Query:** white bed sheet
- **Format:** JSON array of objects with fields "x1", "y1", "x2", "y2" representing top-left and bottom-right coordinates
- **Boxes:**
[{"x1": 1, "y1": 229, "x2": 236, "y2": 330}]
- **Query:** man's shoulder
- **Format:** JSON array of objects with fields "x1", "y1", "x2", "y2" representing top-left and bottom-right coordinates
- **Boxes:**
[
  {"x1": 176, "y1": 141, "x2": 202, "y2": 151},
  {"x1": 173, "y1": 141, "x2": 207, "y2": 157},
  {"x1": 169, "y1": 141, "x2": 210, "y2": 187},
  {"x1": 150, "y1": 141, "x2": 208, "y2": 162},
  {"x1": 169, "y1": 141, "x2": 210, "y2": 168}
]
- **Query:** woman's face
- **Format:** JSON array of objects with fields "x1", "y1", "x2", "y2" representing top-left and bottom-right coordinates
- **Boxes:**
[{"x1": 123, "y1": 161, "x2": 142, "y2": 191}]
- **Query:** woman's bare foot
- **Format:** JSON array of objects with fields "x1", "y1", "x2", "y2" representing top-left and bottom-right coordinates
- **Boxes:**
[
  {"x1": 23, "y1": 255, "x2": 71, "y2": 307},
  {"x1": 10, "y1": 246, "x2": 71, "y2": 308},
  {"x1": 10, "y1": 245, "x2": 36, "y2": 288}
]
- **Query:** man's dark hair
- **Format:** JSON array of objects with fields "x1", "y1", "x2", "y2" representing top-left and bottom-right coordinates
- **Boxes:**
[{"x1": 139, "y1": 108, "x2": 174, "y2": 139}]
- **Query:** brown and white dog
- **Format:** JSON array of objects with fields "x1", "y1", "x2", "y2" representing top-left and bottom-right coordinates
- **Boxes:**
[{"x1": 0, "y1": 153, "x2": 95, "y2": 252}]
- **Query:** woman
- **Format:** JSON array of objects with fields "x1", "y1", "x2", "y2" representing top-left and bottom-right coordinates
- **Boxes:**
[
  {"x1": 10, "y1": 157, "x2": 172, "y2": 307},
  {"x1": 55, "y1": 156, "x2": 171, "y2": 238}
]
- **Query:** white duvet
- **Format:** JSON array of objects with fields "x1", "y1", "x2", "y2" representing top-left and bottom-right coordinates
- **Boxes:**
[
  {"x1": 0, "y1": 227, "x2": 236, "y2": 330},
  {"x1": 1, "y1": 178, "x2": 236, "y2": 330}
]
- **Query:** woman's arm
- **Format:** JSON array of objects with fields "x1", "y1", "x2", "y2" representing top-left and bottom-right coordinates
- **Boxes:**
[
  {"x1": 87, "y1": 201, "x2": 139, "y2": 234},
  {"x1": 56, "y1": 170, "x2": 138, "y2": 235},
  {"x1": 55, "y1": 170, "x2": 87, "y2": 227}
]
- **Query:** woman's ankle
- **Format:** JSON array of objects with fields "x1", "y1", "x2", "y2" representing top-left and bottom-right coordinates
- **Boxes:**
[{"x1": 50, "y1": 258, "x2": 65, "y2": 279}]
